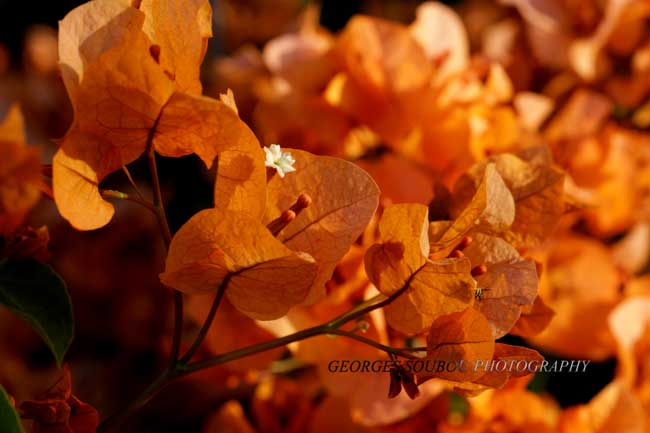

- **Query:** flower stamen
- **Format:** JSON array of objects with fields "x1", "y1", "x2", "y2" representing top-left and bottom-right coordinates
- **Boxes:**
[{"x1": 266, "y1": 193, "x2": 313, "y2": 236}]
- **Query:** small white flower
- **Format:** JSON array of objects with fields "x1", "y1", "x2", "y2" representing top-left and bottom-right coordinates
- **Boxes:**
[{"x1": 264, "y1": 144, "x2": 296, "y2": 178}]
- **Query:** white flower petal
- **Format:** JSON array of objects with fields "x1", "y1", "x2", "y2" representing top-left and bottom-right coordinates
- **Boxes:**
[{"x1": 263, "y1": 144, "x2": 297, "y2": 178}]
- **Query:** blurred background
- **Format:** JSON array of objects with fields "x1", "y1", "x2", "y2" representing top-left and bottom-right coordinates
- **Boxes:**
[{"x1": 1, "y1": 1, "x2": 648, "y2": 432}]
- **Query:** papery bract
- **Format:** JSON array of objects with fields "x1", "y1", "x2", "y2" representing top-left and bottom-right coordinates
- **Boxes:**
[
  {"x1": 54, "y1": 0, "x2": 174, "y2": 230},
  {"x1": 161, "y1": 209, "x2": 317, "y2": 320},
  {"x1": 53, "y1": 0, "x2": 261, "y2": 231},
  {"x1": 264, "y1": 149, "x2": 380, "y2": 304},
  {"x1": 419, "y1": 308, "x2": 494, "y2": 385},
  {"x1": 0, "y1": 105, "x2": 41, "y2": 236},
  {"x1": 451, "y1": 149, "x2": 565, "y2": 250},
  {"x1": 365, "y1": 204, "x2": 475, "y2": 334}
]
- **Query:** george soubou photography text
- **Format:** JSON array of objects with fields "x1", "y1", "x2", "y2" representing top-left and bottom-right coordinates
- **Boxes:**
[{"x1": 326, "y1": 358, "x2": 591, "y2": 374}]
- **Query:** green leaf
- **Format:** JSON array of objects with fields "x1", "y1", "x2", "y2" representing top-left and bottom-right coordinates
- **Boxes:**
[
  {"x1": 0, "y1": 259, "x2": 74, "y2": 366},
  {"x1": 0, "y1": 385, "x2": 24, "y2": 433}
]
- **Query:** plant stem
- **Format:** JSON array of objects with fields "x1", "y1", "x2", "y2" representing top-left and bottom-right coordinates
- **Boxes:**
[
  {"x1": 179, "y1": 324, "x2": 326, "y2": 374},
  {"x1": 177, "y1": 324, "x2": 418, "y2": 376},
  {"x1": 327, "y1": 283, "x2": 409, "y2": 329},
  {"x1": 168, "y1": 291, "x2": 184, "y2": 367},
  {"x1": 147, "y1": 147, "x2": 172, "y2": 248},
  {"x1": 327, "y1": 293, "x2": 384, "y2": 326},
  {"x1": 101, "y1": 189, "x2": 158, "y2": 215},
  {"x1": 179, "y1": 280, "x2": 228, "y2": 364},
  {"x1": 96, "y1": 369, "x2": 174, "y2": 433},
  {"x1": 178, "y1": 287, "x2": 411, "y2": 375},
  {"x1": 98, "y1": 144, "x2": 186, "y2": 433},
  {"x1": 327, "y1": 329, "x2": 420, "y2": 359},
  {"x1": 97, "y1": 285, "x2": 412, "y2": 432},
  {"x1": 145, "y1": 146, "x2": 183, "y2": 368},
  {"x1": 121, "y1": 165, "x2": 147, "y2": 202},
  {"x1": 98, "y1": 141, "x2": 417, "y2": 430}
]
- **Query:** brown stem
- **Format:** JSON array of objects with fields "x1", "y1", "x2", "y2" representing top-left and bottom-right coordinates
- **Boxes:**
[
  {"x1": 326, "y1": 329, "x2": 420, "y2": 359},
  {"x1": 147, "y1": 147, "x2": 172, "y2": 248},
  {"x1": 98, "y1": 114, "x2": 181, "y2": 433},
  {"x1": 121, "y1": 165, "x2": 147, "y2": 202},
  {"x1": 98, "y1": 133, "x2": 417, "y2": 430},
  {"x1": 178, "y1": 286, "x2": 412, "y2": 375},
  {"x1": 101, "y1": 189, "x2": 158, "y2": 215},
  {"x1": 178, "y1": 279, "x2": 228, "y2": 364},
  {"x1": 179, "y1": 324, "x2": 326, "y2": 374},
  {"x1": 168, "y1": 291, "x2": 184, "y2": 367},
  {"x1": 96, "y1": 369, "x2": 173, "y2": 433},
  {"x1": 97, "y1": 284, "x2": 412, "y2": 432},
  {"x1": 144, "y1": 139, "x2": 183, "y2": 366}
]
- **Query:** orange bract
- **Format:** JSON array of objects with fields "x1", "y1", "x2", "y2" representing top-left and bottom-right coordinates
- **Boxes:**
[
  {"x1": 432, "y1": 163, "x2": 515, "y2": 253},
  {"x1": 264, "y1": 149, "x2": 380, "y2": 303},
  {"x1": 462, "y1": 233, "x2": 538, "y2": 338},
  {"x1": 420, "y1": 308, "x2": 494, "y2": 385},
  {"x1": 409, "y1": 2, "x2": 469, "y2": 82},
  {"x1": 164, "y1": 145, "x2": 380, "y2": 312},
  {"x1": 160, "y1": 209, "x2": 317, "y2": 320},
  {"x1": 53, "y1": 0, "x2": 260, "y2": 230},
  {"x1": 510, "y1": 295, "x2": 556, "y2": 338},
  {"x1": 365, "y1": 153, "x2": 554, "y2": 339},
  {"x1": 0, "y1": 105, "x2": 42, "y2": 235},
  {"x1": 529, "y1": 234, "x2": 622, "y2": 360},
  {"x1": 21, "y1": 0, "x2": 650, "y2": 430},
  {"x1": 140, "y1": 0, "x2": 212, "y2": 95},
  {"x1": 427, "y1": 160, "x2": 546, "y2": 339},
  {"x1": 609, "y1": 295, "x2": 650, "y2": 417},
  {"x1": 154, "y1": 93, "x2": 268, "y2": 220},
  {"x1": 54, "y1": 1, "x2": 173, "y2": 230},
  {"x1": 338, "y1": 16, "x2": 433, "y2": 99},
  {"x1": 559, "y1": 380, "x2": 645, "y2": 433},
  {"x1": 451, "y1": 149, "x2": 565, "y2": 250},
  {"x1": 365, "y1": 204, "x2": 475, "y2": 334}
]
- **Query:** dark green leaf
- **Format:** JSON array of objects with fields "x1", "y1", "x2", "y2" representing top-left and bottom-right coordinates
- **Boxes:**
[
  {"x1": 0, "y1": 259, "x2": 73, "y2": 366},
  {"x1": 0, "y1": 385, "x2": 24, "y2": 433}
]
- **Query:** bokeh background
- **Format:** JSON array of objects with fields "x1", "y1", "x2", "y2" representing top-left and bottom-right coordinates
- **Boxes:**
[{"x1": 1, "y1": 1, "x2": 648, "y2": 432}]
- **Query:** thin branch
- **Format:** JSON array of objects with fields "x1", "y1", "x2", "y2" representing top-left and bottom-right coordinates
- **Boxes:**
[
  {"x1": 98, "y1": 113, "x2": 183, "y2": 433},
  {"x1": 145, "y1": 148, "x2": 182, "y2": 366},
  {"x1": 122, "y1": 165, "x2": 147, "y2": 202},
  {"x1": 44, "y1": 164, "x2": 156, "y2": 216},
  {"x1": 327, "y1": 329, "x2": 420, "y2": 359},
  {"x1": 101, "y1": 189, "x2": 158, "y2": 215},
  {"x1": 147, "y1": 148, "x2": 172, "y2": 248},
  {"x1": 327, "y1": 282, "x2": 411, "y2": 330},
  {"x1": 179, "y1": 279, "x2": 228, "y2": 364},
  {"x1": 98, "y1": 279, "x2": 418, "y2": 431},
  {"x1": 98, "y1": 145, "x2": 421, "y2": 430},
  {"x1": 178, "y1": 325, "x2": 420, "y2": 376},
  {"x1": 326, "y1": 293, "x2": 385, "y2": 327},
  {"x1": 168, "y1": 291, "x2": 184, "y2": 367},
  {"x1": 178, "y1": 286, "x2": 414, "y2": 376},
  {"x1": 178, "y1": 325, "x2": 326, "y2": 375},
  {"x1": 96, "y1": 369, "x2": 172, "y2": 433}
]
